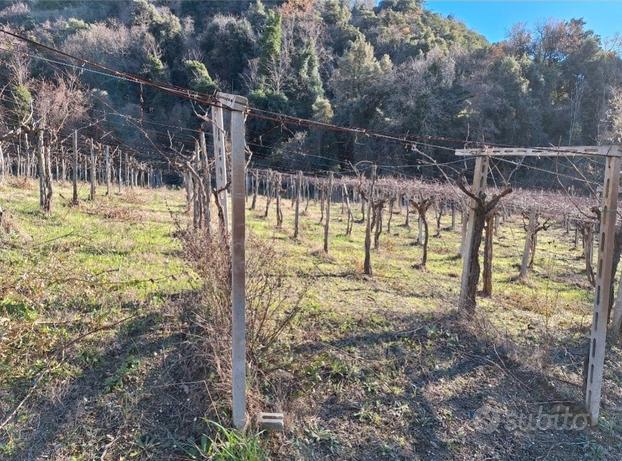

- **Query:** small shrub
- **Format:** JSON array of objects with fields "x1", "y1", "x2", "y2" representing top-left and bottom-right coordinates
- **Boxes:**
[{"x1": 176, "y1": 225, "x2": 307, "y2": 418}]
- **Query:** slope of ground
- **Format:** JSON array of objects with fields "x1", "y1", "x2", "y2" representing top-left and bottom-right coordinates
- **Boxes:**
[{"x1": 1, "y1": 179, "x2": 621, "y2": 460}]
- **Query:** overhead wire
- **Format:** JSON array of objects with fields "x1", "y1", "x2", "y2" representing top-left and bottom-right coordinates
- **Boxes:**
[{"x1": 0, "y1": 28, "x2": 613, "y2": 160}]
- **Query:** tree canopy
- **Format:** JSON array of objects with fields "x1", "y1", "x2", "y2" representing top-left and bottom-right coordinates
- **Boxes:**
[{"x1": 0, "y1": 0, "x2": 620, "y2": 182}]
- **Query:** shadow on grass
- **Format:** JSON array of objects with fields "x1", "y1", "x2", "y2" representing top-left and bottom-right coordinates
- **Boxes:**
[
  {"x1": 3, "y1": 292, "x2": 211, "y2": 461},
  {"x1": 286, "y1": 309, "x2": 604, "y2": 460}
]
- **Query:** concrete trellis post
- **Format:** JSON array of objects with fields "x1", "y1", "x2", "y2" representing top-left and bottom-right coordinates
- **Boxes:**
[
  {"x1": 219, "y1": 92, "x2": 248, "y2": 430},
  {"x1": 89, "y1": 139, "x2": 96, "y2": 200},
  {"x1": 44, "y1": 144, "x2": 53, "y2": 211},
  {"x1": 324, "y1": 172, "x2": 333, "y2": 253},
  {"x1": 585, "y1": 151, "x2": 621, "y2": 425},
  {"x1": 104, "y1": 145, "x2": 111, "y2": 196},
  {"x1": 72, "y1": 130, "x2": 78, "y2": 205},
  {"x1": 125, "y1": 151, "x2": 130, "y2": 186},
  {"x1": 294, "y1": 170, "x2": 302, "y2": 239},
  {"x1": 37, "y1": 131, "x2": 45, "y2": 209},
  {"x1": 456, "y1": 144, "x2": 622, "y2": 424},
  {"x1": 212, "y1": 105, "x2": 229, "y2": 232},
  {"x1": 364, "y1": 165, "x2": 377, "y2": 275},
  {"x1": 118, "y1": 149, "x2": 123, "y2": 193},
  {"x1": 458, "y1": 154, "x2": 489, "y2": 308}
]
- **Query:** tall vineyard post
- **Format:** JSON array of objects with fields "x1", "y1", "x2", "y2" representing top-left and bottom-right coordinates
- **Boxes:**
[
  {"x1": 72, "y1": 130, "x2": 78, "y2": 205},
  {"x1": 294, "y1": 170, "x2": 302, "y2": 239},
  {"x1": 586, "y1": 151, "x2": 621, "y2": 424},
  {"x1": 226, "y1": 94, "x2": 249, "y2": 430},
  {"x1": 458, "y1": 154, "x2": 489, "y2": 309},
  {"x1": 324, "y1": 171, "x2": 333, "y2": 253},
  {"x1": 364, "y1": 165, "x2": 377, "y2": 275},
  {"x1": 104, "y1": 145, "x2": 110, "y2": 196},
  {"x1": 89, "y1": 138, "x2": 96, "y2": 200}
]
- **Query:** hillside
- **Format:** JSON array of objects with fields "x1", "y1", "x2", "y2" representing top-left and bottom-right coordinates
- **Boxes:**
[{"x1": 1, "y1": 0, "x2": 621, "y2": 181}]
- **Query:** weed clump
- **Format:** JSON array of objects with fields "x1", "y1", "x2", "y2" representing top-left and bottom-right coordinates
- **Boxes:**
[{"x1": 176, "y1": 226, "x2": 306, "y2": 424}]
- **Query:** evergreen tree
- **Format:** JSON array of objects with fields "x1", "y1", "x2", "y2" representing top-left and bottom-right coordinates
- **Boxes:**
[
  {"x1": 184, "y1": 60, "x2": 217, "y2": 94},
  {"x1": 258, "y1": 9, "x2": 282, "y2": 86}
]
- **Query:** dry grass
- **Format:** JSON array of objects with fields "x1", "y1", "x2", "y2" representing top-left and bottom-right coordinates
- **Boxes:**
[
  {"x1": 175, "y1": 225, "x2": 307, "y2": 426},
  {"x1": 1, "y1": 184, "x2": 621, "y2": 460}
]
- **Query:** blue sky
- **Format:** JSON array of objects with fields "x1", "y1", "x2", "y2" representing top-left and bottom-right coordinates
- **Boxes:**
[{"x1": 424, "y1": 1, "x2": 622, "y2": 43}]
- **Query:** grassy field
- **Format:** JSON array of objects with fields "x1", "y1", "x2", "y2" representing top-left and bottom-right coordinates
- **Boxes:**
[{"x1": 1, "y1": 178, "x2": 622, "y2": 460}]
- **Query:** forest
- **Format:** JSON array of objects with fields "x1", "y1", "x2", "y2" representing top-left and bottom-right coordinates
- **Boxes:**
[{"x1": 1, "y1": 0, "x2": 621, "y2": 182}]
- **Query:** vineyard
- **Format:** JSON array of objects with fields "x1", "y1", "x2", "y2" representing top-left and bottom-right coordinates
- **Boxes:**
[
  {"x1": 2, "y1": 155, "x2": 622, "y2": 459},
  {"x1": 2, "y1": 2, "x2": 622, "y2": 460}
]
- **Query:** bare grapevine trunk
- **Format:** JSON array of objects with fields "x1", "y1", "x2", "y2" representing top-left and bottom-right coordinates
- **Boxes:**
[
  {"x1": 343, "y1": 184, "x2": 353, "y2": 236},
  {"x1": 519, "y1": 210, "x2": 536, "y2": 280},
  {"x1": 434, "y1": 203, "x2": 443, "y2": 237}
]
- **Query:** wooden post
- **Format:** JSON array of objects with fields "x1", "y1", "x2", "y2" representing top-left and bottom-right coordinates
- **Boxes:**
[
  {"x1": 212, "y1": 106, "x2": 229, "y2": 232},
  {"x1": 104, "y1": 146, "x2": 111, "y2": 196},
  {"x1": 72, "y1": 130, "x2": 78, "y2": 205},
  {"x1": 459, "y1": 154, "x2": 489, "y2": 309},
  {"x1": 586, "y1": 152, "x2": 621, "y2": 425},
  {"x1": 324, "y1": 172, "x2": 333, "y2": 253},
  {"x1": 89, "y1": 139, "x2": 96, "y2": 200},
  {"x1": 222, "y1": 93, "x2": 248, "y2": 430}
]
